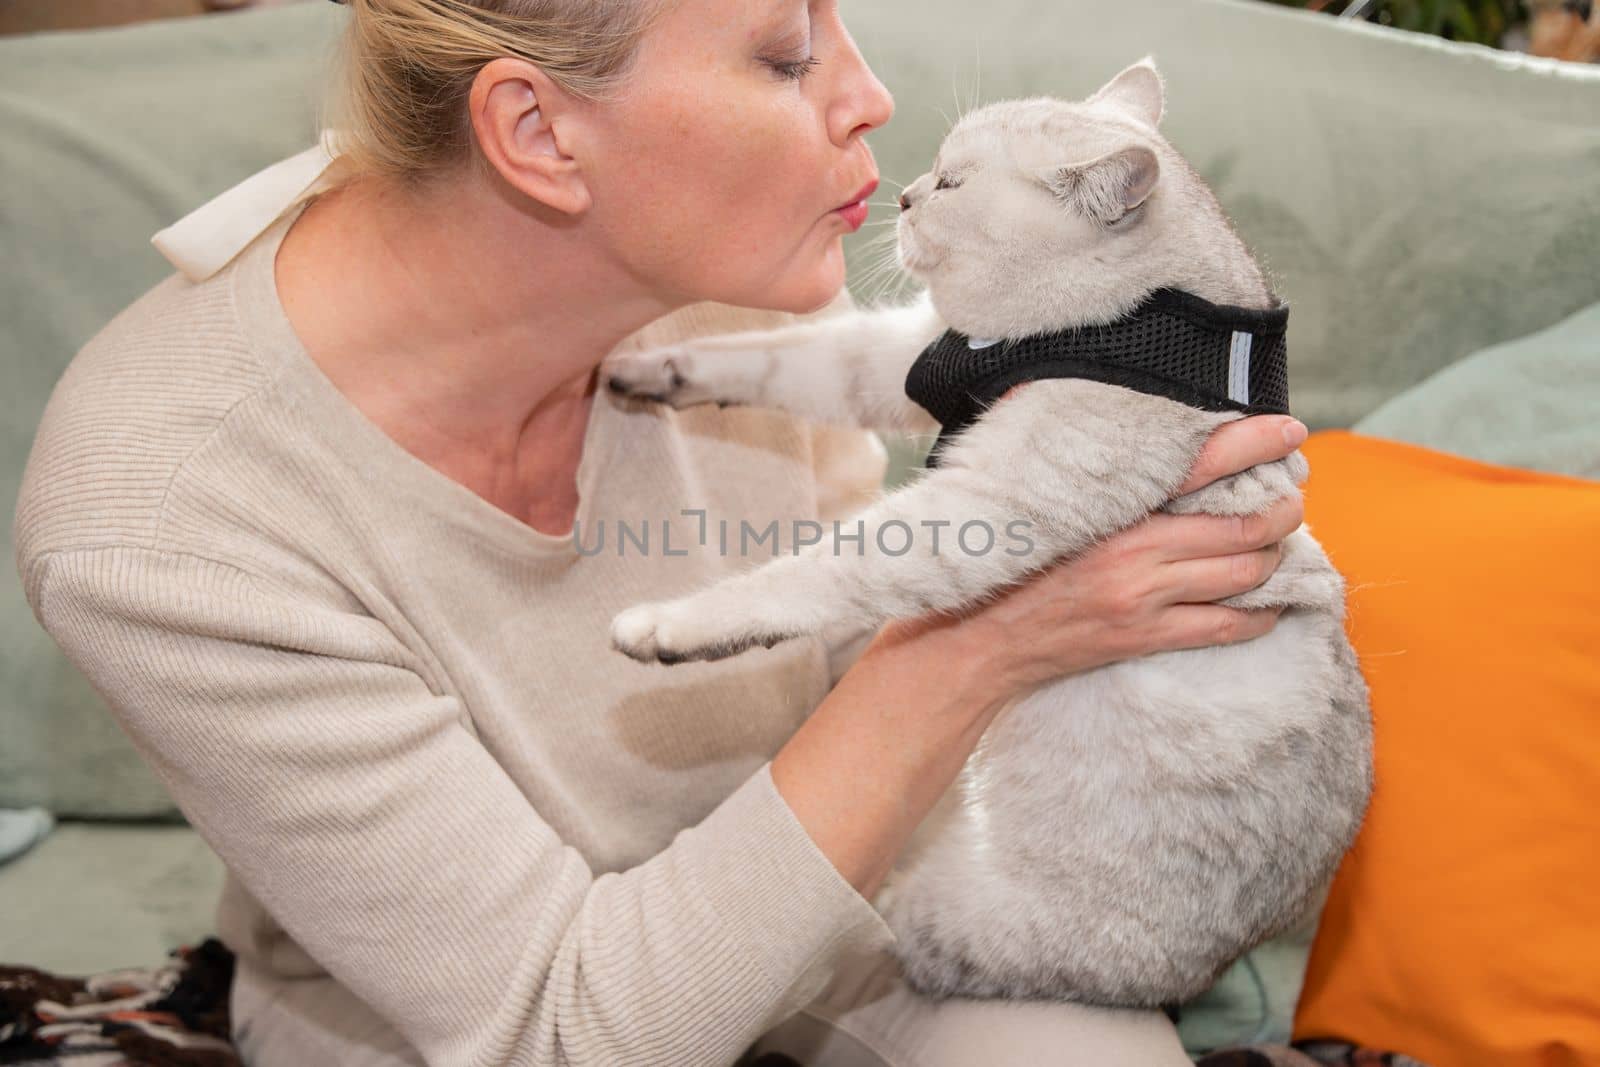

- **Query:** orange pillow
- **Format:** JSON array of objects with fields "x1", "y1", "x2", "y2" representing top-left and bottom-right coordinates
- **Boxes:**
[{"x1": 1290, "y1": 430, "x2": 1600, "y2": 1065}]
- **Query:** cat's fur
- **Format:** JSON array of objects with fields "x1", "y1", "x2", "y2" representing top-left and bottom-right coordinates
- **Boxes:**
[{"x1": 602, "y1": 59, "x2": 1373, "y2": 1008}]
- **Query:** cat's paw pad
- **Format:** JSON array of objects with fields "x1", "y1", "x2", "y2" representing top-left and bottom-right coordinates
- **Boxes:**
[
  {"x1": 609, "y1": 601, "x2": 790, "y2": 664},
  {"x1": 604, "y1": 350, "x2": 725, "y2": 409}
]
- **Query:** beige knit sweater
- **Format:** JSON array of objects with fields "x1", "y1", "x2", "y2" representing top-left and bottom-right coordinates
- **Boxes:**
[{"x1": 12, "y1": 206, "x2": 899, "y2": 1065}]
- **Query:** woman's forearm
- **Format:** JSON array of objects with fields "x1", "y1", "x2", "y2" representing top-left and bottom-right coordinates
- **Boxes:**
[{"x1": 770, "y1": 615, "x2": 1011, "y2": 901}]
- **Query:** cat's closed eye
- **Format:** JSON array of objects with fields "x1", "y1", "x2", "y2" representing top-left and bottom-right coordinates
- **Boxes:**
[{"x1": 934, "y1": 174, "x2": 962, "y2": 191}]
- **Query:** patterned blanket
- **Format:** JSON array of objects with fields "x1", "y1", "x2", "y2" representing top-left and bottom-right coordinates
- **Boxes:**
[
  {"x1": 744, "y1": 1045, "x2": 1434, "y2": 1067},
  {"x1": 1196, "y1": 1045, "x2": 1434, "y2": 1067},
  {"x1": 1, "y1": 939, "x2": 1431, "y2": 1067},
  {"x1": 0, "y1": 940, "x2": 239, "y2": 1066}
]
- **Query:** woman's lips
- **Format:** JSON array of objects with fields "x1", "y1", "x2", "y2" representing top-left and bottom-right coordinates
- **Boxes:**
[
  {"x1": 834, "y1": 201, "x2": 869, "y2": 231},
  {"x1": 833, "y1": 178, "x2": 878, "y2": 233}
]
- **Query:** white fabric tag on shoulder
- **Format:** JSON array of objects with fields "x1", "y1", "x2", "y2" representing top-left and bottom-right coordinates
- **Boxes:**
[{"x1": 151, "y1": 128, "x2": 354, "y2": 283}]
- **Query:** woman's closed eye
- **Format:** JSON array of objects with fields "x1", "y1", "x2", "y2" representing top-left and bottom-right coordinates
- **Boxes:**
[{"x1": 764, "y1": 54, "x2": 821, "y2": 82}]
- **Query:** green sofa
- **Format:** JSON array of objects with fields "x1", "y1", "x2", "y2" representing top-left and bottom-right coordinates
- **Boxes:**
[{"x1": 2, "y1": 0, "x2": 1596, "y2": 1057}]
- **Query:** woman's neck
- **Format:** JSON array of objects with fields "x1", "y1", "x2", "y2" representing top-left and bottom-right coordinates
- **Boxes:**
[{"x1": 272, "y1": 170, "x2": 676, "y2": 531}]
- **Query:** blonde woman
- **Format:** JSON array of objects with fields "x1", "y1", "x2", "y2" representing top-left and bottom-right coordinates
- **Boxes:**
[{"x1": 13, "y1": 0, "x2": 1309, "y2": 1063}]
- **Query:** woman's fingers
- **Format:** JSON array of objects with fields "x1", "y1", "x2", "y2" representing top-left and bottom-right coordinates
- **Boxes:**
[
  {"x1": 1177, "y1": 415, "x2": 1307, "y2": 496},
  {"x1": 1155, "y1": 604, "x2": 1284, "y2": 652},
  {"x1": 934, "y1": 411, "x2": 1309, "y2": 683},
  {"x1": 1131, "y1": 493, "x2": 1305, "y2": 564},
  {"x1": 1163, "y1": 542, "x2": 1283, "y2": 605}
]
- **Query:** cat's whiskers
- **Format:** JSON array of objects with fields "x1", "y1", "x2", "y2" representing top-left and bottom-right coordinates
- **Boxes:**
[
  {"x1": 850, "y1": 233, "x2": 910, "y2": 307},
  {"x1": 861, "y1": 226, "x2": 900, "y2": 249},
  {"x1": 961, "y1": 40, "x2": 982, "y2": 121},
  {"x1": 843, "y1": 200, "x2": 914, "y2": 308},
  {"x1": 973, "y1": 43, "x2": 982, "y2": 117},
  {"x1": 851, "y1": 247, "x2": 901, "y2": 293},
  {"x1": 857, "y1": 225, "x2": 900, "y2": 246},
  {"x1": 861, "y1": 255, "x2": 917, "y2": 307}
]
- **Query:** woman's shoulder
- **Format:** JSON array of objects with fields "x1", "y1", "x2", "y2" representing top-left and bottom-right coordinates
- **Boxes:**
[{"x1": 14, "y1": 264, "x2": 289, "y2": 582}]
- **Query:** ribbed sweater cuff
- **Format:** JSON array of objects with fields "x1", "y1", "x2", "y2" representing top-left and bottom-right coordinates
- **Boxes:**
[{"x1": 679, "y1": 762, "x2": 895, "y2": 1004}]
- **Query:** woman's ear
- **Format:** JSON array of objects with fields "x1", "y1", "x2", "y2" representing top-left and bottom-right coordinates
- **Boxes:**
[
  {"x1": 469, "y1": 57, "x2": 593, "y2": 216},
  {"x1": 1034, "y1": 145, "x2": 1160, "y2": 226}
]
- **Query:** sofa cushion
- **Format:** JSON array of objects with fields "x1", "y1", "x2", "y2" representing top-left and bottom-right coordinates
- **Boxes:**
[
  {"x1": 1, "y1": 3, "x2": 342, "y2": 817},
  {"x1": 1177, "y1": 300, "x2": 1600, "y2": 1052},
  {"x1": 1354, "y1": 299, "x2": 1600, "y2": 481},
  {"x1": 1289, "y1": 430, "x2": 1600, "y2": 1063}
]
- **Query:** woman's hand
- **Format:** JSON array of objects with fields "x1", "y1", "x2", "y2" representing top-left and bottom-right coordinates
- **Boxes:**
[{"x1": 869, "y1": 413, "x2": 1309, "y2": 702}]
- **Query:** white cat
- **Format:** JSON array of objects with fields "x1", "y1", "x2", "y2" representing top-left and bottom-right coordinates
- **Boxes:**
[{"x1": 602, "y1": 58, "x2": 1373, "y2": 1008}]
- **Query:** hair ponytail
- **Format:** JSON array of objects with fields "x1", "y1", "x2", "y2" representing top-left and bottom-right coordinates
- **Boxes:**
[{"x1": 320, "y1": 0, "x2": 671, "y2": 189}]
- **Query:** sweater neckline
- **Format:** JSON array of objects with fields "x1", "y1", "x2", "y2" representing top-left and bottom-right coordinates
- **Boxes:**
[{"x1": 230, "y1": 202, "x2": 610, "y2": 560}]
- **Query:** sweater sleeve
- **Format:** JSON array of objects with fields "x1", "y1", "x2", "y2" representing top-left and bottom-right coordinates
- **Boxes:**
[{"x1": 22, "y1": 544, "x2": 895, "y2": 1067}]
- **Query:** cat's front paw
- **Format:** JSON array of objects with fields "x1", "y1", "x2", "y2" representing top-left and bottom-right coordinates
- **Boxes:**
[
  {"x1": 609, "y1": 599, "x2": 793, "y2": 664},
  {"x1": 604, "y1": 348, "x2": 730, "y2": 410}
]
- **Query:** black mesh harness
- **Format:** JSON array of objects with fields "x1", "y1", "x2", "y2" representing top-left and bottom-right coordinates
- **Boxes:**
[{"x1": 904, "y1": 288, "x2": 1291, "y2": 468}]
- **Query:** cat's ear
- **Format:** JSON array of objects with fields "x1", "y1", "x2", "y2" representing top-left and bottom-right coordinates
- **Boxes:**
[
  {"x1": 1088, "y1": 56, "x2": 1165, "y2": 128},
  {"x1": 1035, "y1": 145, "x2": 1160, "y2": 226}
]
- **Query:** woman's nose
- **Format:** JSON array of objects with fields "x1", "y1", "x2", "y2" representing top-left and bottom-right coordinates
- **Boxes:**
[{"x1": 824, "y1": 12, "x2": 895, "y2": 145}]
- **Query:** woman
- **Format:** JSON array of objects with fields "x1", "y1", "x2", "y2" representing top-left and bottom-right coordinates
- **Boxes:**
[{"x1": 12, "y1": 0, "x2": 1308, "y2": 1063}]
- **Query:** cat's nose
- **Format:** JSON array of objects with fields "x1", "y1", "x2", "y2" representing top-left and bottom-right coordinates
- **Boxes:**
[{"x1": 898, "y1": 191, "x2": 912, "y2": 212}]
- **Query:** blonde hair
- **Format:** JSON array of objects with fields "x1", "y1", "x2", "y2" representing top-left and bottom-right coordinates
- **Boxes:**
[{"x1": 321, "y1": 0, "x2": 673, "y2": 190}]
